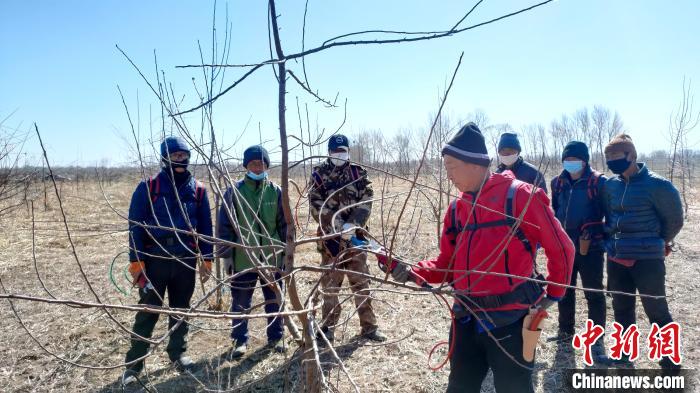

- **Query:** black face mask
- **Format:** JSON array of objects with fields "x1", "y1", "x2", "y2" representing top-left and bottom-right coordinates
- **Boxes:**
[
  {"x1": 163, "y1": 157, "x2": 190, "y2": 183},
  {"x1": 163, "y1": 157, "x2": 189, "y2": 170},
  {"x1": 172, "y1": 170, "x2": 190, "y2": 185},
  {"x1": 606, "y1": 155, "x2": 631, "y2": 175}
]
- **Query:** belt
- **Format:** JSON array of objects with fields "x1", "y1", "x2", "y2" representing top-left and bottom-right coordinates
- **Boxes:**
[
  {"x1": 454, "y1": 275, "x2": 544, "y2": 314},
  {"x1": 147, "y1": 235, "x2": 194, "y2": 248}
]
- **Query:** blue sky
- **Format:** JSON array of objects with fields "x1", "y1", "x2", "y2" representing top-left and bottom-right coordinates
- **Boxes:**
[{"x1": 1, "y1": 1, "x2": 699, "y2": 166}]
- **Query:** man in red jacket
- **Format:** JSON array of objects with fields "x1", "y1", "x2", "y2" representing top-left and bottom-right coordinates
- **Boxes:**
[{"x1": 382, "y1": 123, "x2": 574, "y2": 393}]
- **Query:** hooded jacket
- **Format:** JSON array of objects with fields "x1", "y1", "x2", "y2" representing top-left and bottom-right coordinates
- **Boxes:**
[{"x1": 128, "y1": 169, "x2": 213, "y2": 262}]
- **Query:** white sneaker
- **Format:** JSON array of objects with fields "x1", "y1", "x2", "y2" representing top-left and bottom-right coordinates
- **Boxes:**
[
  {"x1": 230, "y1": 342, "x2": 247, "y2": 359},
  {"x1": 121, "y1": 369, "x2": 139, "y2": 386},
  {"x1": 172, "y1": 355, "x2": 195, "y2": 373}
]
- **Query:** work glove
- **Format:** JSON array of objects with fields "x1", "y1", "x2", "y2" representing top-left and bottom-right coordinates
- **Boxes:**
[
  {"x1": 340, "y1": 223, "x2": 355, "y2": 241},
  {"x1": 199, "y1": 260, "x2": 213, "y2": 283},
  {"x1": 376, "y1": 254, "x2": 411, "y2": 283},
  {"x1": 128, "y1": 261, "x2": 145, "y2": 285},
  {"x1": 390, "y1": 262, "x2": 412, "y2": 283}
]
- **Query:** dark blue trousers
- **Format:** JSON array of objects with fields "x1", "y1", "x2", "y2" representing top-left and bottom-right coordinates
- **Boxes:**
[{"x1": 230, "y1": 272, "x2": 284, "y2": 344}]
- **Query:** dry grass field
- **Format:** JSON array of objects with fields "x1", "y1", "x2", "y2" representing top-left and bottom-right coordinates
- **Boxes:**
[{"x1": 0, "y1": 175, "x2": 698, "y2": 392}]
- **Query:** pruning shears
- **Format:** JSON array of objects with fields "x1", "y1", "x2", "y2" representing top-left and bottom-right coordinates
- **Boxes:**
[
  {"x1": 350, "y1": 237, "x2": 432, "y2": 289},
  {"x1": 527, "y1": 306, "x2": 549, "y2": 331}
]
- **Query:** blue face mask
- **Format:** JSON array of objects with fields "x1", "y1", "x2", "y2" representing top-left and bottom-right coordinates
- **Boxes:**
[
  {"x1": 247, "y1": 171, "x2": 268, "y2": 181},
  {"x1": 562, "y1": 160, "x2": 584, "y2": 175}
]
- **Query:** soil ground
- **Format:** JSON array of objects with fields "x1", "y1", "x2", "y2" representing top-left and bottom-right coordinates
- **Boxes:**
[{"x1": 0, "y1": 177, "x2": 698, "y2": 392}]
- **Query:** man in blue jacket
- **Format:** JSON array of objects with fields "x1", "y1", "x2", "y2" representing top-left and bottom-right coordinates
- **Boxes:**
[
  {"x1": 549, "y1": 141, "x2": 608, "y2": 363},
  {"x1": 603, "y1": 134, "x2": 683, "y2": 369},
  {"x1": 495, "y1": 132, "x2": 548, "y2": 194},
  {"x1": 123, "y1": 136, "x2": 213, "y2": 384}
]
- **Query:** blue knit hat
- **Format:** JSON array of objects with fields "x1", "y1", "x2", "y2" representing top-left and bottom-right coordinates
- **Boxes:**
[
  {"x1": 243, "y1": 145, "x2": 270, "y2": 168},
  {"x1": 562, "y1": 141, "x2": 589, "y2": 162},
  {"x1": 328, "y1": 134, "x2": 350, "y2": 151},
  {"x1": 441, "y1": 122, "x2": 490, "y2": 167},
  {"x1": 497, "y1": 133, "x2": 521, "y2": 153},
  {"x1": 160, "y1": 136, "x2": 190, "y2": 159}
]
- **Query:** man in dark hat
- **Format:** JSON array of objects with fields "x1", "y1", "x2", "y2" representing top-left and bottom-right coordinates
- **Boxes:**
[
  {"x1": 307, "y1": 134, "x2": 386, "y2": 343},
  {"x1": 496, "y1": 132, "x2": 548, "y2": 193},
  {"x1": 123, "y1": 136, "x2": 213, "y2": 384},
  {"x1": 217, "y1": 145, "x2": 287, "y2": 358},
  {"x1": 381, "y1": 123, "x2": 574, "y2": 392},
  {"x1": 548, "y1": 141, "x2": 608, "y2": 364},
  {"x1": 603, "y1": 134, "x2": 683, "y2": 369}
]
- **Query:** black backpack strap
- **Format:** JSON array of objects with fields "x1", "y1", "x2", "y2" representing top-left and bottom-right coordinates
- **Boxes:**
[
  {"x1": 444, "y1": 183, "x2": 533, "y2": 254},
  {"x1": 505, "y1": 182, "x2": 533, "y2": 255},
  {"x1": 463, "y1": 219, "x2": 509, "y2": 231},
  {"x1": 445, "y1": 199, "x2": 462, "y2": 245}
]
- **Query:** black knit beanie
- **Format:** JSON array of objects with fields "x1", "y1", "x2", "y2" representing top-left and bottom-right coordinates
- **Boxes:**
[
  {"x1": 497, "y1": 132, "x2": 521, "y2": 152},
  {"x1": 561, "y1": 141, "x2": 590, "y2": 162},
  {"x1": 243, "y1": 145, "x2": 270, "y2": 168},
  {"x1": 441, "y1": 122, "x2": 490, "y2": 167}
]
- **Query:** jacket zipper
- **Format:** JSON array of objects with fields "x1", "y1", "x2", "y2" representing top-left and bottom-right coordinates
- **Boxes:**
[
  {"x1": 563, "y1": 178, "x2": 583, "y2": 229},
  {"x1": 614, "y1": 180, "x2": 629, "y2": 254}
]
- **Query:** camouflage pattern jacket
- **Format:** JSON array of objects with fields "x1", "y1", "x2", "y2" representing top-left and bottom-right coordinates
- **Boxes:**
[{"x1": 307, "y1": 160, "x2": 373, "y2": 234}]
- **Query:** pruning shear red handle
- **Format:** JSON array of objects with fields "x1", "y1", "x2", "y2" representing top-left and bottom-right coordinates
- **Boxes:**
[{"x1": 527, "y1": 307, "x2": 549, "y2": 331}]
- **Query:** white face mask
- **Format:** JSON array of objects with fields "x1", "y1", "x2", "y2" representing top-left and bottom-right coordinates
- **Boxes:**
[
  {"x1": 499, "y1": 153, "x2": 519, "y2": 166},
  {"x1": 330, "y1": 151, "x2": 350, "y2": 166}
]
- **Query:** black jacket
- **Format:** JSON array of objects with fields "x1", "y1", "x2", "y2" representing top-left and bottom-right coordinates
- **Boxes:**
[
  {"x1": 602, "y1": 163, "x2": 683, "y2": 260},
  {"x1": 496, "y1": 156, "x2": 548, "y2": 194},
  {"x1": 551, "y1": 165, "x2": 607, "y2": 253}
]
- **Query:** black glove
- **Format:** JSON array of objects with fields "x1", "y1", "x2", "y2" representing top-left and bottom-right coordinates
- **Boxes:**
[
  {"x1": 377, "y1": 253, "x2": 411, "y2": 283},
  {"x1": 390, "y1": 263, "x2": 411, "y2": 283}
]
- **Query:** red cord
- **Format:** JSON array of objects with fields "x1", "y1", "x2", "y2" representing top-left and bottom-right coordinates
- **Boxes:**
[{"x1": 427, "y1": 293, "x2": 457, "y2": 371}]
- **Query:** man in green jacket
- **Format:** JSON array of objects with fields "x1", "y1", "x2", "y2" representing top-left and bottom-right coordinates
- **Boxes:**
[{"x1": 217, "y1": 145, "x2": 287, "y2": 357}]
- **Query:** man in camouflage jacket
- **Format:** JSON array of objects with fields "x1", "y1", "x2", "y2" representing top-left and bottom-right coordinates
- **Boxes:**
[{"x1": 307, "y1": 134, "x2": 386, "y2": 342}]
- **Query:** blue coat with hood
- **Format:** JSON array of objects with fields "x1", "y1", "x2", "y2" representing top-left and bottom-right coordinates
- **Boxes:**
[
  {"x1": 602, "y1": 163, "x2": 683, "y2": 260},
  {"x1": 128, "y1": 137, "x2": 213, "y2": 262},
  {"x1": 128, "y1": 170, "x2": 213, "y2": 262}
]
